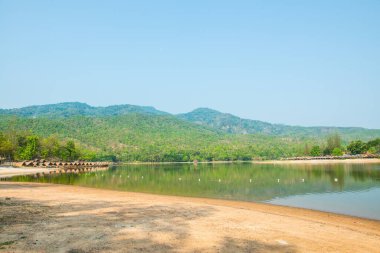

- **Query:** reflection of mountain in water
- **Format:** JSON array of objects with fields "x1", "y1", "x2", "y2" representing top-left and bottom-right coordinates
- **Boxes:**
[{"x1": 11, "y1": 163, "x2": 380, "y2": 202}]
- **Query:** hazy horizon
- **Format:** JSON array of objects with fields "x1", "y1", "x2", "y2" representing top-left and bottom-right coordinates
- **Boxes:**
[{"x1": 1, "y1": 1, "x2": 379, "y2": 128}]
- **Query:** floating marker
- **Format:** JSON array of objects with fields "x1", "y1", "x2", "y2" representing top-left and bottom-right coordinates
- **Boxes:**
[
  {"x1": 249, "y1": 179, "x2": 252, "y2": 183},
  {"x1": 179, "y1": 177, "x2": 182, "y2": 181},
  {"x1": 334, "y1": 178, "x2": 338, "y2": 182},
  {"x1": 277, "y1": 179, "x2": 280, "y2": 183},
  {"x1": 198, "y1": 178, "x2": 201, "y2": 182},
  {"x1": 301, "y1": 179, "x2": 305, "y2": 182},
  {"x1": 127, "y1": 175, "x2": 130, "y2": 178},
  {"x1": 218, "y1": 179, "x2": 221, "y2": 183},
  {"x1": 141, "y1": 176, "x2": 144, "y2": 179}
]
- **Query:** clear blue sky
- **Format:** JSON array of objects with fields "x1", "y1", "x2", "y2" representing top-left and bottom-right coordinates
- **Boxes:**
[{"x1": 1, "y1": 0, "x2": 379, "y2": 128}]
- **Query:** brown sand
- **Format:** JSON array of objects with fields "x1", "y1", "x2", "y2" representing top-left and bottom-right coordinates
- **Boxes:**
[{"x1": 1, "y1": 183, "x2": 379, "y2": 252}]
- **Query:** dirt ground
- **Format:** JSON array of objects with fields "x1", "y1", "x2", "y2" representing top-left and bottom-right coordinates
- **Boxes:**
[{"x1": 0, "y1": 182, "x2": 379, "y2": 253}]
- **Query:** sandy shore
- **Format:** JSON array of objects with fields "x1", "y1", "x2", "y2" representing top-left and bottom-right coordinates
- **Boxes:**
[
  {"x1": 121, "y1": 158, "x2": 380, "y2": 165},
  {"x1": 253, "y1": 158, "x2": 380, "y2": 165},
  {"x1": 1, "y1": 182, "x2": 379, "y2": 253},
  {"x1": 1, "y1": 158, "x2": 378, "y2": 178},
  {"x1": 0, "y1": 167, "x2": 56, "y2": 178}
]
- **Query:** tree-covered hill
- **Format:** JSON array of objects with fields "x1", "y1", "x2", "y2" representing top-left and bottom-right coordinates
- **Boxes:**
[
  {"x1": 178, "y1": 108, "x2": 380, "y2": 141},
  {"x1": 0, "y1": 102, "x2": 168, "y2": 118},
  {"x1": 0, "y1": 114, "x2": 306, "y2": 161},
  {"x1": 0, "y1": 102, "x2": 379, "y2": 162},
  {"x1": 2, "y1": 102, "x2": 379, "y2": 141}
]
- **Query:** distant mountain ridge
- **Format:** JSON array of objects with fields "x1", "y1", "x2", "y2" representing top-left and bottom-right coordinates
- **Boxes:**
[
  {"x1": 0, "y1": 102, "x2": 168, "y2": 118},
  {"x1": 177, "y1": 107, "x2": 379, "y2": 139},
  {"x1": 1, "y1": 102, "x2": 379, "y2": 141},
  {"x1": 177, "y1": 108, "x2": 290, "y2": 135}
]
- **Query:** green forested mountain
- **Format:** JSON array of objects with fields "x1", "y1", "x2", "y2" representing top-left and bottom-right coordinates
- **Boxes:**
[
  {"x1": 2, "y1": 102, "x2": 379, "y2": 140},
  {"x1": 0, "y1": 113, "x2": 306, "y2": 161},
  {"x1": 0, "y1": 102, "x2": 168, "y2": 118},
  {"x1": 0, "y1": 102, "x2": 379, "y2": 162},
  {"x1": 178, "y1": 108, "x2": 380, "y2": 141}
]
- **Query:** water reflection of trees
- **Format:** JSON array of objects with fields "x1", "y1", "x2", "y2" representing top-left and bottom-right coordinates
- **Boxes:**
[{"x1": 9, "y1": 163, "x2": 380, "y2": 202}]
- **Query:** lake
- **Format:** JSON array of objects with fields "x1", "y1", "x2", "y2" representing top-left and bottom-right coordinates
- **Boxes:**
[{"x1": 9, "y1": 162, "x2": 380, "y2": 220}]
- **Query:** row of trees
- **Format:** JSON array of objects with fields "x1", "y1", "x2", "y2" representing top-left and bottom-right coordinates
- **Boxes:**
[
  {"x1": 0, "y1": 132, "x2": 98, "y2": 162},
  {"x1": 307, "y1": 134, "x2": 380, "y2": 157},
  {"x1": 1, "y1": 130, "x2": 379, "y2": 163}
]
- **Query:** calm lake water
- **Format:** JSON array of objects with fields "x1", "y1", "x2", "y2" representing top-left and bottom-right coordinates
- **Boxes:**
[{"x1": 9, "y1": 162, "x2": 380, "y2": 220}]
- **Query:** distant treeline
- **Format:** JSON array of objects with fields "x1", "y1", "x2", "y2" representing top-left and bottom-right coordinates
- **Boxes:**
[
  {"x1": 1, "y1": 130, "x2": 379, "y2": 162},
  {"x1": 304, "y1": 134, "x2": 380, "y2": 157},
  {"x1": 0, "y1": 132, "x2": 116, "y2": 162}
]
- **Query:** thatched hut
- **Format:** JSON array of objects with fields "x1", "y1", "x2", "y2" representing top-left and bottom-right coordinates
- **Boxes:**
[
  {"x1": 14, "y1": 162, "x2": 24, "y2": 167},
  {"x1": 26, "y1": 161, "x2": 34, "y2": 166}
]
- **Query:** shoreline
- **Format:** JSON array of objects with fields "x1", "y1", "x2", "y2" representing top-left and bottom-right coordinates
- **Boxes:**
[
  {"x1": 2, "y1": 157, "x2": 379, "y2": 169},
  {"x1": 0, "y1": 167, "x2": 57, "y2": 179},
  {"x1": 1, "y1": 182, "x2": 379, "y2": 252},
  {"x1": 1, "y1": 158, "x2": 379, "y2": 178},
  {"x1": 252, "y1": 158, "x2": 380, "y2": 165},
  {"x1": 119, "y1": 157, "x2": 380, "y2": 165}
]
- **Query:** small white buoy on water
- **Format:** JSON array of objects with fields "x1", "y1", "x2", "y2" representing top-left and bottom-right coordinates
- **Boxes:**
[
  {"x1": 141, "y1": 176, "x2": 144, "y2": 179},
  {"x1": 127, "y1": 175, "x2": 130, "y2": 178},
  {"x1": 249, "y1": 179, "x2": 252, "y2": 183},
  {"x1": 198, "y1": 178, "x2": 201, "y2": 182},
  {"x1": 179, "y1": 177, "x2": 182, "y2": 181},
  {"x1": 218, "y1": 179, "x2": 221, "y2": 183},
  {"x1": 277, "y1": 179, "x2": 280, "y2": 183},
  {"x1": 301, "y1": 179, "x2": 305, "y2": 182},
  {"x1": 334, "y1": 178, "x2": 338, "y2": 182}
]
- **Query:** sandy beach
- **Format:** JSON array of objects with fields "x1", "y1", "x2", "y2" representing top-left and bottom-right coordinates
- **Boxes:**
[
  {"x1": 114, "y1": 158, "x2": 380, "y2": 166},
  {"x1": 1, "y1": 182, "x2": 379, "y2": 253},
  {"x1": 0, "y1": 167, "x2": 56, "y2": 178},
  {"x1": 253, "y1": 158, "x2": 380, "y2": 165}
]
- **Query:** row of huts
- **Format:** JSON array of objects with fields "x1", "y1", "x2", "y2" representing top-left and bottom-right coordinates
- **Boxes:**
[{"x1": 14, "y1": 159, "x2": 110, "y2": 168}]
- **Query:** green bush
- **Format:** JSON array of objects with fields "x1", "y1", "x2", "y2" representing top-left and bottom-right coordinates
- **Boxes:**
[
  {"x1": 310, "y1": 146, "x2": 322, "y2": 157},
  {"x1": 332, "y1": 147, "x2": 343, "y2": 156},
  {"x1": 347, "y1": 140, "x2": 367, "y2": 155}
]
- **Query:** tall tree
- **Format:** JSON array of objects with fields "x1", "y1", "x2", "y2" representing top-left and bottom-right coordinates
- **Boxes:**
[
  {"x1": 19, "y1": 135, "x2": 41, "y2": 160},
  {"x1": 0, "y1": 133, "x2": 13, "y2": 160},
  {"x1": 65, "y1": 140, "x2": 77, "y2": 161},
  {"x1": 324, "y1": 133, "x2": 341, "y2": 155}
]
